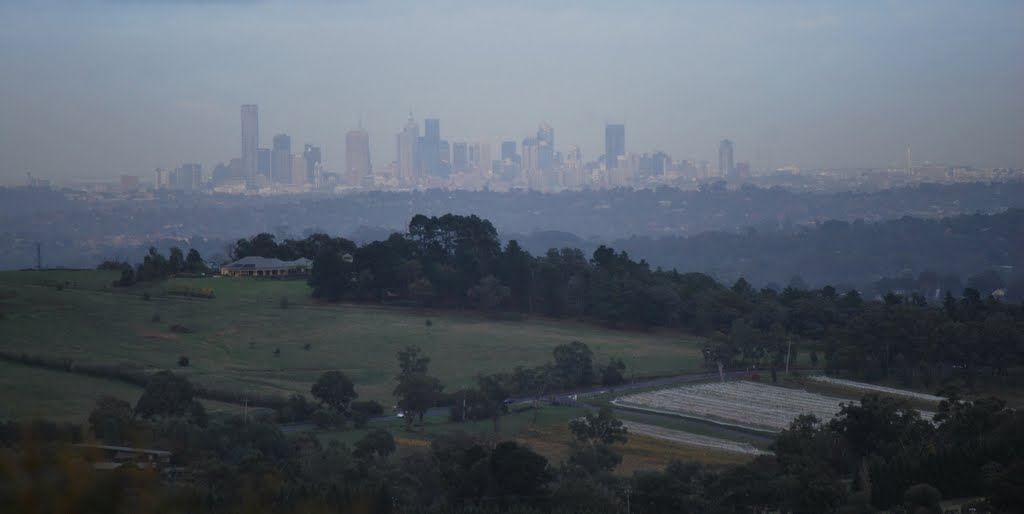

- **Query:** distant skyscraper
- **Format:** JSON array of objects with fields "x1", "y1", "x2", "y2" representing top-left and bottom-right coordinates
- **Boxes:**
[
  {"x1": 522, "y1": 137, "x2": 543, "y2": 190},
  {"x1": 272, "y1": 133, "x2": 292, "y2": 184},
  {"x1": 257, "y1": 148, "x2": 271, "y2": 179},
  {"x1": 604, "y1": 124, "x2": 625, "y2": 170},
  {"x1": 346, "y1": 128, "x2": 371, "y2": 186},
  {"x1": 292, "y1": 154, "x2": 307, "y2": 186},
  {"x1": 452, "y1": 141, "x2": 469, "y2": 173},
  {"x1": 241, "y1": 104, "x2": 259, "y2": 185},
  {"x1": 501, "y1": 141, "x2": 517, "y2": 163},
  {"x1": 303, "y1": 145, "x2": 321, "y2": 184},
  {"x1": 173, "y1": 163, "x2": 202, "y2": 190},
  {"x1": 718, "y1": 139, "x2": 734, "y2": 178},
  {"x1": 421, "y1": 118, "x2": 442, "y2": 177},
  {"x1": 537, "y1": 123, "x2": 554, "y2": 173},
  {"x1": 397, "y1": 113, "x2": 419, "y2": 183}
]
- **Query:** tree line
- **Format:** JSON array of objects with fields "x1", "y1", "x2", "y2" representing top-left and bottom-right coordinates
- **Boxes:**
[
  {"x1": 231, "y1": 213, "x2": 1024, "y2": 387},
  {"x1": 99, "y1": 246, "x2": 209, "y2": 286},
  {"x1": 3, "y1": 387, "x2": 1021, "y2": 513}
]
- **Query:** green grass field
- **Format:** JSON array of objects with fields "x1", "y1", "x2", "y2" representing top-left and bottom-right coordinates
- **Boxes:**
[{"x1": 0, "y1": 270, "x2": 705, "y2": 420}]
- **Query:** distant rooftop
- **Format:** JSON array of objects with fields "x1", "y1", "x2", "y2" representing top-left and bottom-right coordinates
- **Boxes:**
[{"x1": 222, "y1": 256, "x2": 312, "y2": 270}]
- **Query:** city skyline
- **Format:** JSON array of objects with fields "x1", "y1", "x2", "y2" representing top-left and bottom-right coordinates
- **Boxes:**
[{"x1": 1, "y1": 1, "x2": 1022, "y2": 183}]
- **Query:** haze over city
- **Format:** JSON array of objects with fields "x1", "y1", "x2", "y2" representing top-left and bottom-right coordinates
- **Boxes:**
[{"x1": 1, "y1": 0, "x2": 1023, "y2": 184}]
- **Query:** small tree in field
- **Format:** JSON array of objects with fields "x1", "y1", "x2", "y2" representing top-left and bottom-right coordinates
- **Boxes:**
[{"x1": 311, "y1": 370, "x2": 358, "y2": 414}]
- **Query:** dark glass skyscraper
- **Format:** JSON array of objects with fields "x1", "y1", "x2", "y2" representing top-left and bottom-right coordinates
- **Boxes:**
[
  {"x1": 605, "y1": 124, "x2": 625, "y2": 170},
  {"x1": 422, "y1": 118, "x2": 441, "y2": 176},
  {"x1": 718, "y1": 139, "x2": 734, "y2": 178},
  {"x1": 303, "y1": 144, "x2": 321, "y2": 184},
  {"x1": 271, "y1": 133, "x2": 292, "y2": 184}
]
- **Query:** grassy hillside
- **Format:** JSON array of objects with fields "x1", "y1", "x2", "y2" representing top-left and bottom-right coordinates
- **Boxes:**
[{"x1": 0, "y1": 270, "x2": 704, "y2": 419}]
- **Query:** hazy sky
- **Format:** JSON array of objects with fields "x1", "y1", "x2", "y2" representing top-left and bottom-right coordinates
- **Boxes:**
[{"x1": 1, "y1": 0, "x2": 1022, "y2": 183}]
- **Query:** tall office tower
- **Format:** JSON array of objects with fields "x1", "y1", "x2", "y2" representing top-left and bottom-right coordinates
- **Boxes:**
[
  {"x1": 272, "y1": 133, "x2": 292, "y2": 184},
  {"x1": 257, "y1": 148, "x2": 271, "y2": 180},
  {"x1": 292, "y1": 154, "x2": 307, "y2": 186},
  {"x1": 397, "y1": 114, "x2": 419, "y2": 183},
  {"x1": 479, "y1": 143, "x2": 491, "y2": 176},
  {"x1": 718, "y1": 139, "x2": 734, "y2": 178},
  {"x1": 346, "y1": 128, "x2": 371, "y2": 186},
  {"x1": 521, "y1": 137, "x2": 543, "y2": 190},
  {"x1": 154, "y1": 168, "x2": 164, "y2": 190},
  {"x1": 174, "y1": 163, "x2": 202, "y2": 190},
  {"x1": 564, "y1": 145, "x2": 583, "y2": 188},
  {"x1": 501, "y1": 141, "x2": 518, "y2": 163},
  {"x1": 468, "y1": 143, "x2": 481, "y2": 170},
  {"x1": 537, "y1": 123, "x2": 554, "y2": 147},
  {"x1": 438, "y1": 140, "x2": 451, "y2": 176},
  {"x1": 452, "y1": 141, "x2": 468, "y2": 173},
  {"x1": 303, "y1": 145, "x2": 322, "y2": 184},
  {"x1": 605, "y1": 124, "x2": 625, "y2": 169},
  {"x1": 421, "y1": 118, "x2": 441, "y2": 176},
  {"x1": 241, "y1": 105, "x2": 259, "y2": 184}
]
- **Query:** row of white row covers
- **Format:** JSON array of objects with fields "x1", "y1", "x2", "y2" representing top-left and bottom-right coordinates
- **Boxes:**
[
  {"x1": 807, "y1": 375, "x2": 946, "y2": 403},
  {"x1": 615, "y1": 381, "x2": 933, "y2": 432},
  {"x1": 623, "y1": 421, "x2": 771, "y2": 456}
]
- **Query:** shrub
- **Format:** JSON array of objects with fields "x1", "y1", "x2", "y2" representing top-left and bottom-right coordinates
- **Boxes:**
[
  {"x1": 425, "y1": 319, "x2": 433, "y2": 327},
  {"x1": 169, "y1": 324, "x2": 193, "y2": 334},
  {"x1": 303, "y1": 343, "x2": 311, "y2": 351},
  {"x1": 273, "y1": 348, "x2": 281, "y2": 357},
  {"x1": 279, "y1": 297, "x2": 289, "y2": 309},
  {"x1": 178, "y1": 355, "x2": 190, "y2": 367},
  {"x1": 142, "y1": 292, "x2": 151, "y2": 301},
  {"x1": 151, "y1": 313, "x2": 161, "y2": 323}
]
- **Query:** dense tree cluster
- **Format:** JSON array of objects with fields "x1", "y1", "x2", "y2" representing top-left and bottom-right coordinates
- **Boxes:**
[
  {"x1": 5, "y1": 392, "x2": 1022, "y2": 513},
  {"x1": 102, "y1": 246, "x2": 208, "y2": 286},
  {"x1": 298, "y1": 214, "x2": 1024, "y2": 384}
]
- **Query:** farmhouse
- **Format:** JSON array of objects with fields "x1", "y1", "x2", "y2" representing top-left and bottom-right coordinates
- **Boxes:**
[{"x1": 219, "y1": 256, "x2": 313, "y2": 277}]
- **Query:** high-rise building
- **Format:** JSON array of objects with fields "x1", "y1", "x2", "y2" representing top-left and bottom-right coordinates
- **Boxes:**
[
  {"x1": 452, "y1": 141, "x2": 469, "y2": 173},
  {"x1": 501, "y1": 141, "x2": 518, "y2": 163},
  {"x1": 272, "y1": 134, "x2": 292, "y2": 184},
  {"x1": 292, "y1": 154, "x2": 307, "y2": 186},
  {"x1": 718, "y1": 139, "x2": 734, "y2": 178},
  {"x1": 303, "y1": 145, "x2": 321, "y2": 184},
  {"x1": 605, "y1": 124, "x2": 625, "y2": 170},
  {"x1": 346, "y1": 128, "x2": 371, "y2": 186},
  {"x1": 241, "y1": 105, "x2": 259, "y2": 185},
  {"x1": 172, "y1": 163, "x2": 202, "y2": 190},
  {"x1": 537, "y1": 123, "x2": 554, "y2": 174},
  {"x1": 257, "y1": 148, "x2": 271, "y2": 179},
  {"x1": 397, "y1": 114, "x2": 419, "y2": 183},
  {"x1": 422, "y1": 118, "x2": 442, "y2": 177}
]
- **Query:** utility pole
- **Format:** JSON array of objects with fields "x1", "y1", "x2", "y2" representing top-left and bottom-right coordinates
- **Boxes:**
[
  {"x1": 36, "y1": 243, "x2": 41, "y2": 270},
  {"x1": 243, "y1": 400, "x2": 249, "y2": 424}
]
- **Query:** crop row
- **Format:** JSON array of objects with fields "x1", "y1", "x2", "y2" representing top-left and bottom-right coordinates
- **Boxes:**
[
  {"x1": 807, "y1": 376, "x2": 945, "y2": 403},
  {"x1": 623, "y1": 421, "x2": 770, "y2": 456}
]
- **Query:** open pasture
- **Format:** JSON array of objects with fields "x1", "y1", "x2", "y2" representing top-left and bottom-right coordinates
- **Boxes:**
[
  {"x1": 614, "y1": 380, "x2": 934, "y2": 432},
  {"x1": 0, "y1": 270, "x2": 704, "y2": 414}
]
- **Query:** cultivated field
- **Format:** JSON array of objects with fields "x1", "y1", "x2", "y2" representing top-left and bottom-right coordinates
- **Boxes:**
[
  {"x1": 614, "y1": 380, "x2": 935, "y2": 432},
  {"x1": 622, "y1": 421, "x2": 770, "y2": 456},
  {"x1": 0, "y1": 270, "x2": 704, "y2": 418},
  {"x1": 807, "y1": 375, "x2": 946, "y2": 403}
]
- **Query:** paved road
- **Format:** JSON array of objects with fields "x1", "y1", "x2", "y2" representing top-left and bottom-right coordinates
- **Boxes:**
[{"x1": 278, "y1": 367, "x2": 823, "y2": 433}]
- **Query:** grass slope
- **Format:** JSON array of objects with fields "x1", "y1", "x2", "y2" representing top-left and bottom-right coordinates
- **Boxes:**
[{"x1": 0, "y1": 270, "x2": 704, "y2": 416}]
